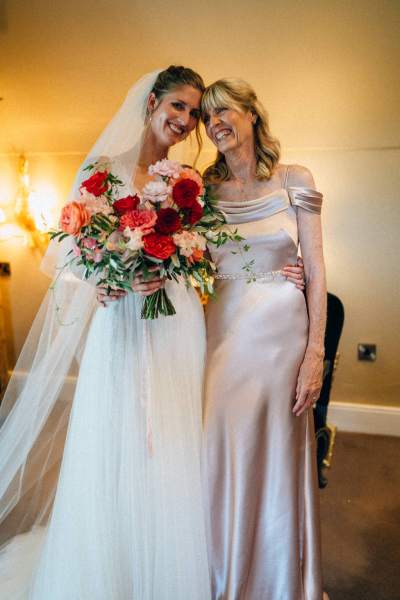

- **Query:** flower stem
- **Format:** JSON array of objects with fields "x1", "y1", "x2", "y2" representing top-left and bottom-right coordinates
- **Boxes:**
[{"x1": 141, "y1": 289, "x2": 176, "y2": 319}]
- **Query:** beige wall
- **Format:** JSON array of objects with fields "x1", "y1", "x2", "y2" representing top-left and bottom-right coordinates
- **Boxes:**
[{"x1": 1, "y1": 0, "x2": 399, "y2": 406}]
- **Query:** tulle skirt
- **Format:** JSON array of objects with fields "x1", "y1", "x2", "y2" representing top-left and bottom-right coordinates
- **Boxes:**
[{"x1": 0, "y1": 283, "x2": 211, "y2": 599}]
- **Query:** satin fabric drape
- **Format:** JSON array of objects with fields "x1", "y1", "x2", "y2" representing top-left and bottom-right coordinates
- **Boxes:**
[{"x1": 203, "y1": 186, "x2": 323, "y2": 600}]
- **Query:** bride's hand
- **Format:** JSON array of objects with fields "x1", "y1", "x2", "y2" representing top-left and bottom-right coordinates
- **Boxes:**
[
  {"x1": 282, "y1": 256, "x2": 305, "y2": 290},
  {"x1": 132, "y1": 267, "x2": 165, "y2": 297},
  {"x1": 97, "y1": 286, "x2": 127, "y2": 307},
  {"x1": 292, "y1": 349, "x2": 324, "y2": 416}
]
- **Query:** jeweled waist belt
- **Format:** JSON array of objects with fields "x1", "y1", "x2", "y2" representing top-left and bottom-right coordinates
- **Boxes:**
[{"x1": 214, "y1": 269, "x2": 285, "y2": 281}]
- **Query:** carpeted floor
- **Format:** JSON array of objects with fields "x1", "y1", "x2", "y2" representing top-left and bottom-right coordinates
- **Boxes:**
[{"x1": 320, "y1": 432, "x2": 400, "y2": 600}]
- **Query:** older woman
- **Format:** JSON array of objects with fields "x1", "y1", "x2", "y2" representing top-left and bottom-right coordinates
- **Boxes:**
[{"x1": 201, "y1": 79, "x2": 326, "y2": 600}]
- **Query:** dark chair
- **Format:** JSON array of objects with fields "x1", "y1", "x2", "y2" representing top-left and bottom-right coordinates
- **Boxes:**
[{"x1": 313, "y1": 292, "x2": 345, "y2": 488}]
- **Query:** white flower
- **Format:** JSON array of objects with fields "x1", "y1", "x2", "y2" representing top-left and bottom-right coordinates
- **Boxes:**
[
  {"x1": 148, "y1": 159, "x2": 182, "y2": 179},
  {"x1": 124, "y1": 227, "x2": 144, "y2": 252},
  {"x1": 79, "y1": 190, "x2": 113, "y2": 216},
  {"x1": 205, "y1": 229, "x2": 219, "y2": 241},
  {"x1": 94, "y1": 156, "x2": 112, "y2": 172},
  {"x1": 173, "y1": 231, "x2": 206, "y2": 257},
  {"x1": 142, "y1": 180, "x2": 171, "y2": 204}
]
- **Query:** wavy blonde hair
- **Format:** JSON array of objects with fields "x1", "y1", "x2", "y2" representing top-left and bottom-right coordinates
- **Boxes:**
[{"x1": 201, "y1": 78, "x2": 280, "y2": 183}]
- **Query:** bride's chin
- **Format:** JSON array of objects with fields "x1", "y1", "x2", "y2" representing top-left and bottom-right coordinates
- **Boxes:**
[{"x1": 166, "y1": 130, "x2": 183, "y2": 144}]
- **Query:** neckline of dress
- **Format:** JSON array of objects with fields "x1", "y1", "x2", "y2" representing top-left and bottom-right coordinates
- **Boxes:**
[{"x1": 217, "y1": 187, "x2": 288, "y2": 206}]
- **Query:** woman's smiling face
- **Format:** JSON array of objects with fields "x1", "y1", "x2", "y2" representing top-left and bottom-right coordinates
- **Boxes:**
[
  {"x1": 148, "y1": 84, "x2": 202, "y2": 148},
  {"x1": 203, "y1": 105, "x2": 254, "y2": 154}
]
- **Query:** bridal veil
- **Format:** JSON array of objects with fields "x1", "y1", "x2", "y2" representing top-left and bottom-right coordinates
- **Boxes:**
[{"x1": 0, "y1": 70, "x2": 210, "y2": 599}]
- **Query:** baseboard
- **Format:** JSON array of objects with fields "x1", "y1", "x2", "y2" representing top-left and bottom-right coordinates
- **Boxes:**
[{"x1": 328, "y1": 401, "x2": 400, "y2": 437}]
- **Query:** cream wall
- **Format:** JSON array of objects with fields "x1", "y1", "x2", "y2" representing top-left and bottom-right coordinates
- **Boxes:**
[{"x1": 1, "y1": 0, "x2": 399, "y2": 407}]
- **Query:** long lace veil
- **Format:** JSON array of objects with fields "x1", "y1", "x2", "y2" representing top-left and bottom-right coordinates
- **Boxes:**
[{"x1": 0, "y1": 70, "x2": 162, "y2": 545}]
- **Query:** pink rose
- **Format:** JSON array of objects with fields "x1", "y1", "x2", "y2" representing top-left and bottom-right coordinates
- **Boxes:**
[
  {"x1": 148, "y1": 159, "x2": 182, "y2": 179},
  {"x1": 82, "y1": 237, "x2": 97, "y2": 249},
  {"x1": 118, "y1": 209, "x2": 157, "y2": 233},
  {"x1": 93, "y1": 249, "x2": 103, "y2": 263}
]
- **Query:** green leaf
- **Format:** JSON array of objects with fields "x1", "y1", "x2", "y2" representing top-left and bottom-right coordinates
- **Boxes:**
[{"x1": 170, "y1": 253, "x2": 180, "y2": 268}]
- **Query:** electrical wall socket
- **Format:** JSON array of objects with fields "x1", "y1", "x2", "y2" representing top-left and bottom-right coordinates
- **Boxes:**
[
  {"x1": 0, "y1": 262, "x2": 11, "y2": 276},
  {"x1": 358, "y1": 343, "x2": 376, "y2": 361}
]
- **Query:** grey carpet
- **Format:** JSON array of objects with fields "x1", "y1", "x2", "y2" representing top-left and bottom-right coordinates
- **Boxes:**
[{"x1": 320, "y1": 432, "x2": 400, "y2": 600}]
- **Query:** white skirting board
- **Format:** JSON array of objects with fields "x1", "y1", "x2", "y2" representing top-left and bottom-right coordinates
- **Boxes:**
[{"x1": 328, "y1": 401, "x2": 400, "y2": 437}]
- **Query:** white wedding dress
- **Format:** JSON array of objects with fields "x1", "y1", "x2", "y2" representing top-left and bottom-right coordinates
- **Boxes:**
[
  {"x1": 0, "y1": 156, "x2": 211, "y2": 599},
  {"x1": 0, "y1": 280, "x2": 210, "y2": 599}
]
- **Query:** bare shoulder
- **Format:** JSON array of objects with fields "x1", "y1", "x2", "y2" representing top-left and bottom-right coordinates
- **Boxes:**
[{"x1": 286, "y1": 164, "x2": 316, "y2": 188}]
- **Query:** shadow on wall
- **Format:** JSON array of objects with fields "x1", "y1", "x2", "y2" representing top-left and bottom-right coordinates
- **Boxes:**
[{"x1": 0, "y1": 1, "x2": 7, "y2": 32}]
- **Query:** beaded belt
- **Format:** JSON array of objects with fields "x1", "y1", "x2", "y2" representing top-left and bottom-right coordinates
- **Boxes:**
[{"x1": 214, "y1": 269, "x2": 285, "y2": 281}]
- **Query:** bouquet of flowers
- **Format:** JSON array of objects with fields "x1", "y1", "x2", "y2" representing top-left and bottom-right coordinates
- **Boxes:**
[{"x1": 50, "y1": 158, "x2": 240, "y2": 319}]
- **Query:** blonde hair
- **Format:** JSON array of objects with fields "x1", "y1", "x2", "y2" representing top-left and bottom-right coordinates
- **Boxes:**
[{"x1": 201, "y1": 78, "x2": 280, "y2": 183}]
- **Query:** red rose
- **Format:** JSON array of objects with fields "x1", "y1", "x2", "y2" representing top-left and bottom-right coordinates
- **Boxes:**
[
  {"x1": 182, "y1": 201, "x2": 203, "y2": 225},
  {"x1": 113, "y1": 194, "x2": 140, "y2": 215},
  {"x1": 155, "y1": 208, "x2": 182, "y2": 234},
  {"x1": 81, "y1": 171, "x2": 109, "y2": 196},
  {"x1": 143, "y1": 232, "x2": 176, "y2": 260},
  {"x1": 172, "y1": 178, "x2": 200, "y2": 208}
]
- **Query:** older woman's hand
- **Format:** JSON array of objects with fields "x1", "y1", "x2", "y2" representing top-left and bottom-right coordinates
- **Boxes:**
[
  {"x1": 282, "y1": 256, "x2": 305, "y2": 291},
  {"x1": 292, "y1": 349, "x2": 324, "y2": 416}
]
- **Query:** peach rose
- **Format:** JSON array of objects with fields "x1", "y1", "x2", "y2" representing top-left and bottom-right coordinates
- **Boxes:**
[{"x1": 60, "y1": 202, "x2": 90, "y2": 236}]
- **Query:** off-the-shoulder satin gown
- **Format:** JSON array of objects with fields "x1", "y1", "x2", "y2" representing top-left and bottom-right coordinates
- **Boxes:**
[{"x1": 203, "y1": 167, "x2": 323, "y2": 600}]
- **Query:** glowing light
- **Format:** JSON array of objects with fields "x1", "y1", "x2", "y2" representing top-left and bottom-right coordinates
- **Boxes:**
[
  {"x1": 0, "y1": 223, "x2": 26, "y2": 242},
  {"x1": 28, "y1": 185, "x2": 58, "y2": 233},
  {"x1": 0, "y1": 156, "x2": 59, "y2": 252}
]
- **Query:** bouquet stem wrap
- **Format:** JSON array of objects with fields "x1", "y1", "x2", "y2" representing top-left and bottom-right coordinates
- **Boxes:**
[{"x1": 141, "y1": 289, "x2": 176, "y2": 320}]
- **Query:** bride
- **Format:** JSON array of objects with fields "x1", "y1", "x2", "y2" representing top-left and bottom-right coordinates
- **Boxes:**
[
  {"x1": 0, "y1": 66, "x2": 305, "y2": 599},
  {"x1": 0, "y1": 66, "x2": 211, "y2": 600}
]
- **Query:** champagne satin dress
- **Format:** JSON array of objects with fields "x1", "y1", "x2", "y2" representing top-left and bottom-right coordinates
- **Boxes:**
[{"x1": 203, "y1": 170, "x2": 323, "y2": 600}]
